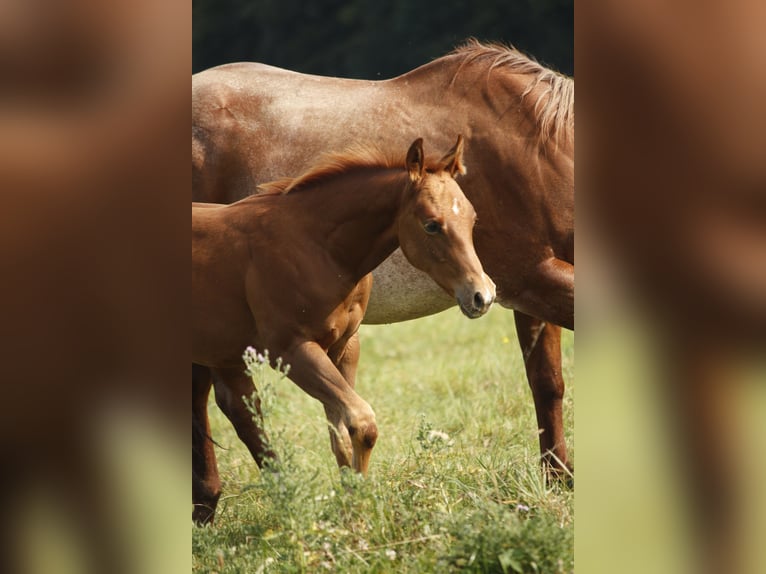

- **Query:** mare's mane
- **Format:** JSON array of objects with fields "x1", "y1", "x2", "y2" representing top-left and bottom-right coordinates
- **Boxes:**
[{"x1": 449, "y1": 38, "x2": 574, "y2": 144}]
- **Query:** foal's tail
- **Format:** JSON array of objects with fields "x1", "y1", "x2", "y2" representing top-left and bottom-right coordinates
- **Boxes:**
[{"x1": 192, "y1": 411, "x2": 224, "y2": 451}]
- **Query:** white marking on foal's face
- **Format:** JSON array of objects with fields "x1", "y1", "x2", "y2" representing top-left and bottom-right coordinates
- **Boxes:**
[{"x1": 451, "y1": 197, "x2": 460, "y2": 215}]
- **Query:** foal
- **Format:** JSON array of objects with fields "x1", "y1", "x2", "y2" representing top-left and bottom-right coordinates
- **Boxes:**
[{"x1": 192, "y1": 137, "x2": 495, "y2": 522}]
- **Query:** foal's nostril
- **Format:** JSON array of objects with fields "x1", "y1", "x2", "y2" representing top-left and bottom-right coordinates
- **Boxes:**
[{"x1": 473, "y1": 291, "x2": 485, "y2": 309}]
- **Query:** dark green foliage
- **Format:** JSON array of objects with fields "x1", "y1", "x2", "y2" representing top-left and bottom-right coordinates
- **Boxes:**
[
  {"x1": 442, "y1": 504, "x2": 573, "y2": 573},
  {"x1": 192, "y1": 0, "x2": 573, "y2": 77}
]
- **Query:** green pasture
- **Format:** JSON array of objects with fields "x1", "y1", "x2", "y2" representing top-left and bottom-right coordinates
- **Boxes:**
[{"x1": 192, "y1": 308, "x2": 574, "y2": 573}]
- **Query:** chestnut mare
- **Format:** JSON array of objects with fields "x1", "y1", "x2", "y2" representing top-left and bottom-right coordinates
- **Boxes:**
[
  {"x1": 192, "y1": 40, "x2": 574, "y2": 479},
  {"x1": 192, "y1": 137, "x2": 495, "y2": 522}
]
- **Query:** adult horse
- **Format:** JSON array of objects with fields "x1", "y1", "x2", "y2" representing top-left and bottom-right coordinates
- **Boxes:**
[
  {"x1": 193, "y1": 137, "x2": 495, "y2": 523},
  {"x1": 192, "y1": 39, "x2": 574, "y2": 479}
]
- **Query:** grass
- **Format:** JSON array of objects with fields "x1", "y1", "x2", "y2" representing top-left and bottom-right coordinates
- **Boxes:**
[{"x1": 192, "y1": 307, "x2": 574, "y2": 573}]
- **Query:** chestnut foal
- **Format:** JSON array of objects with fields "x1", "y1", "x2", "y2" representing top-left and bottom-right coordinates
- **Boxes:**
[{"x1": 192, "y1": 137, "x2": 495, "y2": 522}]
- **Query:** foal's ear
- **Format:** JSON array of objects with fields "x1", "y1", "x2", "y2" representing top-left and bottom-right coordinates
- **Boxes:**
[
  {"x1": 438, "y1": 134, "x2": 467, "y2": 177},
  {"x1": 406, "y1": 138, "x2": 425, "y2": 182}
]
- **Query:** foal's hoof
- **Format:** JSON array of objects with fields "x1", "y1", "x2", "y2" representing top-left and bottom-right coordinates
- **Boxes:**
[
  {"x1": 192, "y1": 503, "x2": 218, "y2": 525},
  {"x1": 546, "y1": 462, "x2": 574, "y2": 489}
]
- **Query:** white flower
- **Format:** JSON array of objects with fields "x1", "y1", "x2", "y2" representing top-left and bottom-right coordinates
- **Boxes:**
[
  {"x1": 428, "y1": 430, "x2": 450, "y2": 442},
  {"x1": 243, "y1": 346, "x2": 269, "y2": 364},
  {"x1": 385, "y1": 549, "x2": 397, "y2": 560}
]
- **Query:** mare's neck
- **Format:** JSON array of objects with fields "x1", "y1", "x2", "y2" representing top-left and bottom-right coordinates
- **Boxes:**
[{"x1": 289, "y1": 168, "x2": 407, "y2": 280}]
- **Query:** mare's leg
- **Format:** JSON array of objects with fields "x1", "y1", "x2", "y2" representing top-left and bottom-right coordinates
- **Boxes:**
[
  {"x1": 324, "y1": 332, "x2": 360, "y2": 468},
  {"x1": 514, "y1": 311, "x2": 573, "y2": 477},
  {"x1": 212, "y1": 367, "x2": 276, "y2": 468},
  {"x1": 282, "y1": 340, "x2": 377, "y2": 474},
  {"x1": 192, "y1": 364, "x2": 221, "y2": 524}
]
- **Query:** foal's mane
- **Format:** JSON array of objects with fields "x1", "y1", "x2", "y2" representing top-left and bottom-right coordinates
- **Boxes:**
[
  {"x1": 258, "y1": 145, "x2": 432, "y2": 195},
  {"x1": 449, "y1": 38, "x2": 574, "y2": 144}
]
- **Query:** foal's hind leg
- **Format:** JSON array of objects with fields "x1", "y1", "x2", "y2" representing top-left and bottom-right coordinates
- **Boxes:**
[
  {"x1": 212, "y1": 367, "x2": 276, "y2": 468},
  {"x1": 192, "y1": 364, "x2": 221, "y2": 524},
  {"x1": 323, "y1": 332, "x2": 361, "y2": 468},
  {"x1": 514, "y1": 311, "x2": 573, "y2": 479}
]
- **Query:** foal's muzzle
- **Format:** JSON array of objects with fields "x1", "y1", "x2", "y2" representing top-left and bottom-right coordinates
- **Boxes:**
[{"x1": 457, "y1": 275, "x2": 496, "y2": 318}]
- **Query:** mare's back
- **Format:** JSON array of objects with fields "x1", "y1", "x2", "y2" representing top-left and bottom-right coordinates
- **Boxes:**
[{"x1": 192, "y1": 64, "x2": 415, "y2": 203}]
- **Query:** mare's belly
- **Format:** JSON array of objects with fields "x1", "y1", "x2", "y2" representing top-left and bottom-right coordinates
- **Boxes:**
[{"x1": 364, "y1": 248, "x2": 455, "y2": 324}]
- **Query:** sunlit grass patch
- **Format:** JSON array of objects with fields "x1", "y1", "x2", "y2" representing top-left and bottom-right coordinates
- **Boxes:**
[{"x1": 193, "y1": 309, "x2": 573, "y2": 573}]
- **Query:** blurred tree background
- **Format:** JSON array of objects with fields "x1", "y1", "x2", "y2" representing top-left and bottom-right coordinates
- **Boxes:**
[{"x1": 193, "y1": 0, "x2": 573, "y2": 78}]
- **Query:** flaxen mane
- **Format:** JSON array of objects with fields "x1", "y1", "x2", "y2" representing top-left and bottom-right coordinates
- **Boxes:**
[{"x1": 450, "y1": 39, "x2": 574, "y2": 144}]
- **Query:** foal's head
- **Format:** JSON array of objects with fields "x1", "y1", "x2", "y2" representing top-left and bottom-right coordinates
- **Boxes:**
[{"x1": 398, "y1": 136, "x2": 496, "y2": 318}]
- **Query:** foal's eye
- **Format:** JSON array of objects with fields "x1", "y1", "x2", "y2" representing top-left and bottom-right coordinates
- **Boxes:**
[{"x1": 423, "y1": 220, "x2": 442, "y2": 235}]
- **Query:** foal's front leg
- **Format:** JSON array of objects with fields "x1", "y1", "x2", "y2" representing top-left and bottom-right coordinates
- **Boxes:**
[
  {"x1": 282, "y1": 339, "x2": 377, "y2": 474},
  {"x1": 324, "y1": 332, "x2": 361, "y2": 468}
]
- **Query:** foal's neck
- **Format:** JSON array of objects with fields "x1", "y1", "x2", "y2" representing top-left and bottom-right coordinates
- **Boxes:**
[{"x1": 292, "y1": 167, "x2": 407, "y2": 280}]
